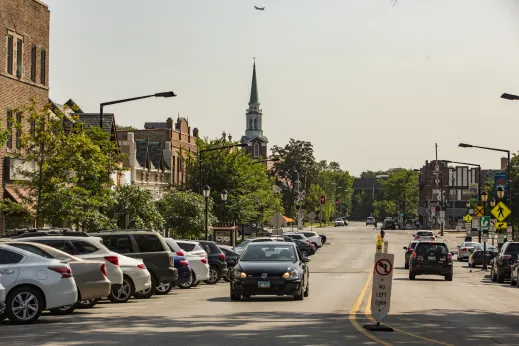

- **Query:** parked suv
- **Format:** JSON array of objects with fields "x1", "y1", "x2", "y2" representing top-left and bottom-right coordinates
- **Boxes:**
[
  {"x1": 408, "y1": 241, "x2": 453, "y2": 281},
  {"x1": 196, "y1": 240, "x2": 228, "y2": 284},
  {"x1": 294, "y1": 231, "x2": 322, "y2": 249},
  {"x1": 90, "y1": 231, "x2": 178, "y2": 297},
  {"x1": 491, "y1": 242, "x2": 519, "y2": 283}
]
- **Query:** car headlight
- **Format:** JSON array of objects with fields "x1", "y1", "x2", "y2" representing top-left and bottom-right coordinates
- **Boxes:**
[
  {"x1": 233, "y1": 269, "x2": 246, "y2": 279},
  {"x1": 282, "y1": 270, "x2": 299, "y2": 279}
]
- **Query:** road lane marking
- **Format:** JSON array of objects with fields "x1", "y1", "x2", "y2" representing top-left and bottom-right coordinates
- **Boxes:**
[{"x1": 348, "y1": 271, "x2": 393, "y2": 346}]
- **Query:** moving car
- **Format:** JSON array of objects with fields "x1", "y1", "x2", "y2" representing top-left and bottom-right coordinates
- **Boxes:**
[
  {"x1": 491, "y1": 242, "x2": 519, "y2": 283},
  {"x1": 468, "y1": 245, "x2": 498, "y2": 268},
  {"x1": 91, "y1": 231, "x2": 178, "y2": 297},
  {"x1": 294, "y1": 231, "x2": 322, "y2": 249},
  {"x1": 414, "y1": 231, "x2": 436, "y2": 241},
  {"x1": 230, "y1": 242, "x2": 310, "y2": 301},
  {"x1": 457, "y1": 241, "x2": 480, "y2": 261},
  {"x1": 408, "y1": 241, "x2": 453, "y2": 281},
  {"x1": 5, "y1": 241, "x2": 111, "y2": 313},
  {"x1": 381, "y1": 219, "x2": 397, "y2": 230},
  {"x1": 0, "y1": 244, "x2": 78, "y2": 324},
  {"x1": 403, "y1": 241, "x2": 420, "y2": 269},
  {"x1": 366, "y1": 217, "x2": 376, "y2": 226},
  {"x1": 174, "y1": 240, "x2": 210, "y2": 286},
  {"x1": 334, "y1": 218, "x2": 345, "y2": 227},
  {"x1": 197, "y1": 240, "x2": 228, "y2": 284}
]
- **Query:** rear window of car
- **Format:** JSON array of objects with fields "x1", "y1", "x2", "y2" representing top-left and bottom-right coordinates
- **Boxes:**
[
  {"x1": 303, "y1": 233, "x2": 316, "y2": 237},
  {"x1": 100, "y1": 235, "x2": 134, "y2": 254},
  {"x1": 178, "y1": 242, "x2": 196, "y2": 251},
  {"x1": 71, "y1": 240, "x2": 99, "y2": 255},
  {"x1": 0, "y1": 249, "x2": 24, "y2": 264},
  {"x1": 417, "y1": 232, "x2": 433, "y2": 236},
  {"x1": 133, "y1": 234, "x2": 166, "y2": 253},
  {"x1": 33, "y1": 239, "x2": 77, "y2": 255},
  {"x1": 7, "y1": 244, "x2": 54, "y2": 259},
  {"x1": 416, "y1": 243, "x2": 449, "y2": 255},
  {"x1": 505, "y1": 243, "x2": 519, "y2": 253},
  {"x1": 463, "y1": 242, "x2": 479, "y2": 247},
  {"x1": 200, "y1": 242, "x2": 221, "y2": 254}
]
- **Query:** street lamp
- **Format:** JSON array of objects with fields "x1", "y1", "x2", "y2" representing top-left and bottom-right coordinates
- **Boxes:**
[
  {"x1": 199, "y1": 142, "x2": 250, "y2": 194},
  {"x1": 220, "y1": 189, "x2": 228, "y2": 225},
  {"x1": 481, "y1": 190, "x2": 489, "y2": 270},
  {"x1": 497, "y1": 186, "x2": 505, "y2": 200},
  {"x1": 203, "y1": 185, "x2": 211, "y2": 240},
  {"x1": 100, "y1": 91, "x2": 176, "y2": 129},
  {"x1": 251, "y1": 158, "x2": 280, "y2": 165},
  {"x1": 490, "y1": 198, "x2": 496, "y2": 207}
]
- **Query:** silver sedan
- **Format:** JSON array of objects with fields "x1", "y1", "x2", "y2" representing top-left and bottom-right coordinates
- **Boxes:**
[{"x1": 457, "y1": 242, "x2": 481, "y2": 261}]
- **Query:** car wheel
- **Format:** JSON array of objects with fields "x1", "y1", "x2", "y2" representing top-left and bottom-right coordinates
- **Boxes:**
[
  {"x1": 409, "y1": 272, "x2": 416, "y2": 280},
  {"x1": 179, "y1": 271, "x2": 195, "y2": 289},
  {"x1": 192, "y1": 281, "x2": 200, "y2": 287},
  {"x1": 205, "y1": 266, "x2": 222, "y2": 285},
  {"x1": 293, "y1": 284, "x2": 304, "y2": 301},
  {"x1": 76, "y1": 298, "x2": 99, "y2": 309},
  {"x1": 304, "y1": 280, "x2": 309, "y2": 297},
  {"x1": 510, "y1": 276, "x2": 516, "y2": 286},
  {"x1": 109, "y1": 276, "x2": 134, "y2": 303},
  {"x1": 230, "y1": 294, "x2": 241, "y2": 301},
  {"x1": 49, "y1": 304, "x2": 76, "y2": 315},
  {"x1": 6, "y1": 286, "x2": 44, "y2": 324},
  {"x1": 301, "y1": 250, "x2": 309, "y2": 257},
  {"x1": 445, "y1": 274, "x2": 453, "y2": 281},
  {"x1": 155, "y1": 281, "x2": 174, "y2": 295},
  {"x1": 497, "y1": 271, "x2": 505, "y2": 283},
  {"x1": 134, "y1": 275, "x2": 157, "y2": 299}
]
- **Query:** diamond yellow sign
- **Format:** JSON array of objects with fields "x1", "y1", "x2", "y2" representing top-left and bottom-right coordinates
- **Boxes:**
[
  {"x1": 464, "y1": 214, "x2": 472, "y2": 223},
  {"x1": 491, "y1": 201, "x2": 511, "y2": 222},
  {"x1": 474, "y1": 206, "x2": 484, "y2": 217}
]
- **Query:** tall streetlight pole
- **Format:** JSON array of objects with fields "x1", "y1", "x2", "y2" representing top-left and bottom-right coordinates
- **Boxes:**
[
  {"x1": 99, "y1": 91, "x2": 176, "y2": 129},
  {"x1": 251, "y1": 158, "x2": 280, "y2": 165},
  {"x1": 481, "y1": 190, "x2": 489, "y2": 270},
  {"x1": 459, "y1": 143, "x2": 512, "y2": 239},
  {"x1": 203, "y1": 185, "x2": 211, "y2": 240}
]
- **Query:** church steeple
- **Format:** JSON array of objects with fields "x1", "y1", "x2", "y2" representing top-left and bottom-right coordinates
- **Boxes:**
[{"x1": 249, "y1": 61, "x2": 259, "y2": 105}]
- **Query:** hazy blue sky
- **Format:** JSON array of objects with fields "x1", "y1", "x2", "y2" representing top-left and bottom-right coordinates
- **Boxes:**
[{"x1": 45, "y1": 0, "x2": 519, "y2": 175}]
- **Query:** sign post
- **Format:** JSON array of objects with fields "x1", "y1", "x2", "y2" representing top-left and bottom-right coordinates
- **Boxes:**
[{"x1": 364, "y1": 253, "x2": 394, "y2": 332}]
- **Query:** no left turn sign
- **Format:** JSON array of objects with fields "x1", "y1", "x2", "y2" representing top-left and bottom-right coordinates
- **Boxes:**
[{"x1": 375, "y1": 259, "x2": 393, "y2": 276}]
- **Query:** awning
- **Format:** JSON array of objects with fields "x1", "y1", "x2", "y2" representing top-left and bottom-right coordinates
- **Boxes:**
[
  {"x1": 283, "y1": 216, "x2": 293, "y2": 222},
  {"x1": 4, "y1": 185, "x2": 30, "y2": 204}
]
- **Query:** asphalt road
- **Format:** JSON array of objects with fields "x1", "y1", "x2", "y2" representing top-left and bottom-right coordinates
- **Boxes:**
[{"x1": 2, "y1": 223, "x2": 519, "y2": 345}]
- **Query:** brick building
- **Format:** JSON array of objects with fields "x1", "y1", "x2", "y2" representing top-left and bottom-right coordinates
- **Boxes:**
[
  {"x1": 1, "y1": 0, "x2": 50, "y2": 233},
  {"x1": 117, "y1": 117, "x2": 198, "y2": 198}
]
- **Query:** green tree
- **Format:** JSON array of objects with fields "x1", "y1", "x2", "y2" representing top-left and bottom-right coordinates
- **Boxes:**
[
  {"x1": 159, "y1": 189, "x2": 217, "y2": 239},
  {"x1": 108, "y1": 185, "x2": 164, "y2": 231},
  {"x1": 351, "y1": 191, "x2": 374, "y2": 219},
  {"x1": 1, "y1": 102, "x2": 124, "y2": 231},
  {"x1": 378, "y1": 169, "x2": 419, "y2": 220}
]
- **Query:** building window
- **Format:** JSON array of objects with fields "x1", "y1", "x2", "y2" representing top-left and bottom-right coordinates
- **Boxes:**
[
  {"x1": 16, "y1": 38, "x2": 23, "y2": 78},
  {"x1": 253, "y1": 143, "x2": 260, "y2": 158},
  {"x1": 254, "y1": 119, "x2": 258, "y2": 130},
  {"x1": 6, "y1": 35, "x2": 14, "y2": 75},
  {"x1": 249, "y1": 119, "x2": 253, "y2": 130},
  {"x1": 15, "y1": 112, "x2": 22, "y2": 149},
  {"x1": 30, "y1": 45, "x2": 36, "y2": 82},
  {"x1": 30, "y1": 118, "x2": 36, "y2": 137},
  {"x1": 40, "y1": 49, "x2": 46, "y2": 85},
  {"x1": 6, "y1": 111, "x2": 13, "y2": 149}
]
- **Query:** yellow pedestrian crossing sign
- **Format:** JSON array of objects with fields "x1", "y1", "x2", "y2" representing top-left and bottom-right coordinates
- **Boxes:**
[
  {"x1": 474, "y1": 206, "x2": 484, "y2": 217},
  {"x1": 464, "y1": 214, "x2": 472, "y2": 223},
  {"x1": 491, "y1": 201, "x2": 511, "y2": 222}
]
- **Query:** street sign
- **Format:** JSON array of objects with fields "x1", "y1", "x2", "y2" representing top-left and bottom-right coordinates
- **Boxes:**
[
  {"x1": 307, "y1": 211, "x2": 317, "y2": 221},
  {"x1": 376, "y1": 239, "x2": 383, "y2": 253},
  {"x1": 464, "y1": 214, "x2": 472, "y2": 223},
  {"x1": 496, "y1": 222, "x2": 508, "y2": 230},
  {"x1": 474, "y1": 206, "x2": 484, "y2": 217},
  {"x1": 371, "y1": 253, "x2": 394, "y2": 324},
  {"x1": 383, "y1": 241, "x2": 388, "y2": 253},
  {"x1": 320, "y1": 196, "x2": 326, "y2": 205},
  {"x1": 491, "y1": 201, "x2": 511, "y2": 222},
  {"x1": 482, "y1": 234, "x2": 489, "y2": 242},
  {"x1": 480, "y1": 216, "x2": 490, "y2": 231},
  {"x1": 472, "y1": 217, "x2": 480, "y2": 230},
  {"x1": 268, "y1": 212, "x2": 286, "y2": 230},
  {"x1": 507, "y1": 226, "x2": 513, "y2": 234},
  {"x1": 399, "y1": 212, "x2": 404, "y2": 217},
  {"x1": 498, "y1": 234, "x2": 505, "y2": 244}
]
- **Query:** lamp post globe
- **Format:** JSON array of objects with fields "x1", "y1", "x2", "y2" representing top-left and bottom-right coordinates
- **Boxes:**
[
  {"x1": 481, "y1": 191, "x2": 488, "y2": 203},
  {"x1": 203, "y1": 185, "x2": 211, "y2": 198},
  {"x1": 220, "y1": 190, "x2": 228, "y2": 202},
  {"x1": 490, "y1": 198, "x2": 496, "y2": 207},
  {"x1": 497, "y1": 186, "x2": 505, "y2": 200},
  {"x1": 466, "y1": 201, "x2": 470, "y2": 208}
]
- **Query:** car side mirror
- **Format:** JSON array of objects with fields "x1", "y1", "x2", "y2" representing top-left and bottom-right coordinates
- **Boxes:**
[
  {"x1": 403, "y1": 246, "x2": 408, "y2": 250},
  {"x1": 302, "y1": 257, "x2": 310, "y2": 263}
]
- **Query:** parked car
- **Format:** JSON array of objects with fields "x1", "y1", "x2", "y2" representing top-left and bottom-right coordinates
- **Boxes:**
[
  {"x1": 197, "y1": 240, "x2": 228, "y2": 284},
  {"x1": 457, "y1": 241, "x2": 481, "y2": 261},
  {"x1": 14, "y1": 236, "x2": 124, "y2": 301},
  {"x1": 230, "y1": 242, "x2": 310, "y2": 301},
  {"x1": 408, "y1": 241, "x2": 453, "y2": 281},
  {"x1": 366, "y1": 217, "x2": 376, "y2": 226},
  {"x1": 381, "y1": 219, "x2": 397, "y2": 230},
  {"x1": 5, "y1": 241, "x2": 111, "y2": 313},
  {"x1": 468, "y1": 245, "x2": 498, "y2": 268},
  {"x1": 509, "y1": 258, "x2": 519, "y2": 287},
  {"x1": 0, "y1": 244, "x2": 78, "y2": 324},
  {"x1": 90, "y1": 231, "x2": 178, "y2": 297},
  {"x1": 284, "y1": 233, "x2": 311, "y2": 244},
  {"x1": 294, "y1": 231, "x2": 322, "y2": 249},
  {"x1": 174, "y1": 240, "x2": 210, "y2": 286},
  {"x1": 218, "y1": 245, "x2": 241, "y2": 282},
  {"x1": 402, "y1": 240, "x2": 420, "y2": 269},
  {"x1": 109, "y1": 254, "x2": 151, "y2": 303},
  {"x1": 0, "y1": 282, "x2": 5, "y2": 316},
  {"x1": 491, "y1": 242, "x2": 519, "y2": 283},
  {"x1": 173, "y1": 253, "x2": 192, "y2": 288},
  {"x1": 414, "y1": 231, "x2": 436, "y2": 241},
  {"x1": 287, "y1": 238, "x2": 316, "y2": 257},
  {"x1": 334, "y1": 218, "x2": 345, "y2": 227}
]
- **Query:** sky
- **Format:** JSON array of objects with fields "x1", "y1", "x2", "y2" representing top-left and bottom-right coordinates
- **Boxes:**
[{"x1": 45, "y1": 0, "x2": 519, "y2": 176}]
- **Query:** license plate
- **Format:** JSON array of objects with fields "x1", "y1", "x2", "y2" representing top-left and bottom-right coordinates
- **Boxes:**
[
  {"x1": 428, "y1": 256, "x2": 436, "y2": 260},
  {"x1": 258, "y1": 281, "x2": 270, "y2": 288}
]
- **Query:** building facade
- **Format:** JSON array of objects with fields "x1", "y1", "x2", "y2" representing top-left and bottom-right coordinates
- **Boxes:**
[
  {"x1": 1, "y1": 0, "x2": 50, "y2": 233},
  {"x1": 240, "y1": 62, "x2": 268, "y2": 159}
]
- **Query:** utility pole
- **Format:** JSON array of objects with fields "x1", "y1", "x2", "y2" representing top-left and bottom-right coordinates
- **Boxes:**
[{"x1": 436, "y1": 143, "x2": 444, "y2": 236}]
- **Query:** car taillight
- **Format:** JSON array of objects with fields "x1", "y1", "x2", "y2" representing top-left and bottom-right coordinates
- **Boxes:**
[
  {"x1": 105, "y1": 256, "x2": 119, "y2": 266},
  {"x1": 461, "y1": 248, "x2": 467, "y2": 252},
  {"x1": 137, "y1": 263, "x2": 146, "y2": 269},
  {"x1": 311, "y1": 243, "x2": 315, "y2": 249},
  {"x1": 201, "y1": 258, "x2": 207, "y2": 264},
  {"x1": 447, "y1": 253, "x2": 452, "y2": 262},
  {"x1": 503, "y1": 255, "x2": 513, "y2": 260},
  {"x1": 219, "y1": 253, "x2": 226, "y2": 261},
  {"x1": 100, "y1": 264, "x2": 107, "y2": 276},
  {"x1": 180, "y1": 260, "x2": 189, "y2": 266},
  {"x1": 415, "y1": 236, "x2": 419, "y2": 239},
  {"x1": 412, "y1": 251, "x2": 417, "y2": 258},
  {"x1": 169, "y1": 256, "x2": 174, "y2": 266},
  {"x1": 306, "y1": 240, "x2": 311, "y2": 244},
  {"x1": 49, "y1": 266, "x2": 72, "y2": 279},
  {"x1": 176, "y1": 251, "x2": 184, "y2": 256}
]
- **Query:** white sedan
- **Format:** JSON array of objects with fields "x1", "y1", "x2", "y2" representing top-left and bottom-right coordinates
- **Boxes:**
[
  {"x1": 414, "y1": 231, "x2": 436, "y2": 241},
  {"x1": 173, "y1": 240, "x2": 211, "y2": 286},
  {"x1": 0, "y1": 244, "x2": 78, "y2": 324},
  {"x1": 109, "y1": 254, "x2": 151, "y2": 303},
  {"x1": 457, "y1": 242, "x2": 481, "y2": 261}
]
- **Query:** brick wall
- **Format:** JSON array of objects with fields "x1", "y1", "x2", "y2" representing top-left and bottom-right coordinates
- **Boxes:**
[{"x1": 0, "y1": 0, "x2": 50, "y2": 234}]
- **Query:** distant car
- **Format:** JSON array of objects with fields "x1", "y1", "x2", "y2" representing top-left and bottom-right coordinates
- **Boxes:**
[
  {"x1": 284, "y1": 234, "x2": 311, "y2": 244},
  {"x1": 414, "y1": 231, "x2": 436, "y2": 241},
  {"x1": 294, "y1": 232, "x2": 323, "y2": 249},
  {"x1": 403, "y1": 241, "x2": 420, "y2": 269},
  {"x1": 408, "y1": 241, "x2": 453, "y2": 281},
  {"x1": 286, "y1": 238, "x2": 316, "y2": 257},
  {"x1": 218, "y1": 245, "x2": 241, "y2": 282},
  {"x1": 175, "y1": 240, "x2": 210, "y2": 286},
  {"x1": 457, "y1": 241, "x2": 481, "y2": 261},
  {"x1": 468, "y1": 245, "x2": 498, "y2": 268},
  {"x1": 230, "y1": 242, "x2": 310, "y2": 301},
  {"x1": 197, "y1": 240, "x2": 228, "y2": 284},
  {"x1": 366, "y1": 217, "x2": 376, "y2": 226},
  {"x1": 0, "y1": 282, "x2": 5, "y2": 316},
  {"x1": 381, "y1": 220, "x2": 397, "y2": 230},
  {"x1": 334, "y1": 218, "x2": 345, "y2": 227}
]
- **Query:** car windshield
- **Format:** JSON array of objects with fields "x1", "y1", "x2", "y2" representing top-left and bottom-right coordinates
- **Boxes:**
[
  {"x1": 416, "y1": 243, "x2": 449, "y2": 255},
  {"x1": 236, "y1": 240, "x2": 251, "y2": 248},
  {"x1": 241, "y1": 244, "x2": 297, "y2": 262}
]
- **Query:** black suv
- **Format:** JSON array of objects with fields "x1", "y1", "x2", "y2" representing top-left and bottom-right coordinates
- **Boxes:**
[
  {"x1": 381, "y1": 220, "x2": 397, "y2": 230},
  {"x1": 491, "y1": 242, "x2": 519, "y2": 283},
  {"x1": 91, "y1": 230, "x2": 178, "y2": 297},
  {"x1": 408, "y1": 241, "x2": 453, "y2": 281},
  {"x1": 197, "y1": 240, "x2": 228, "y2": 284}
]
